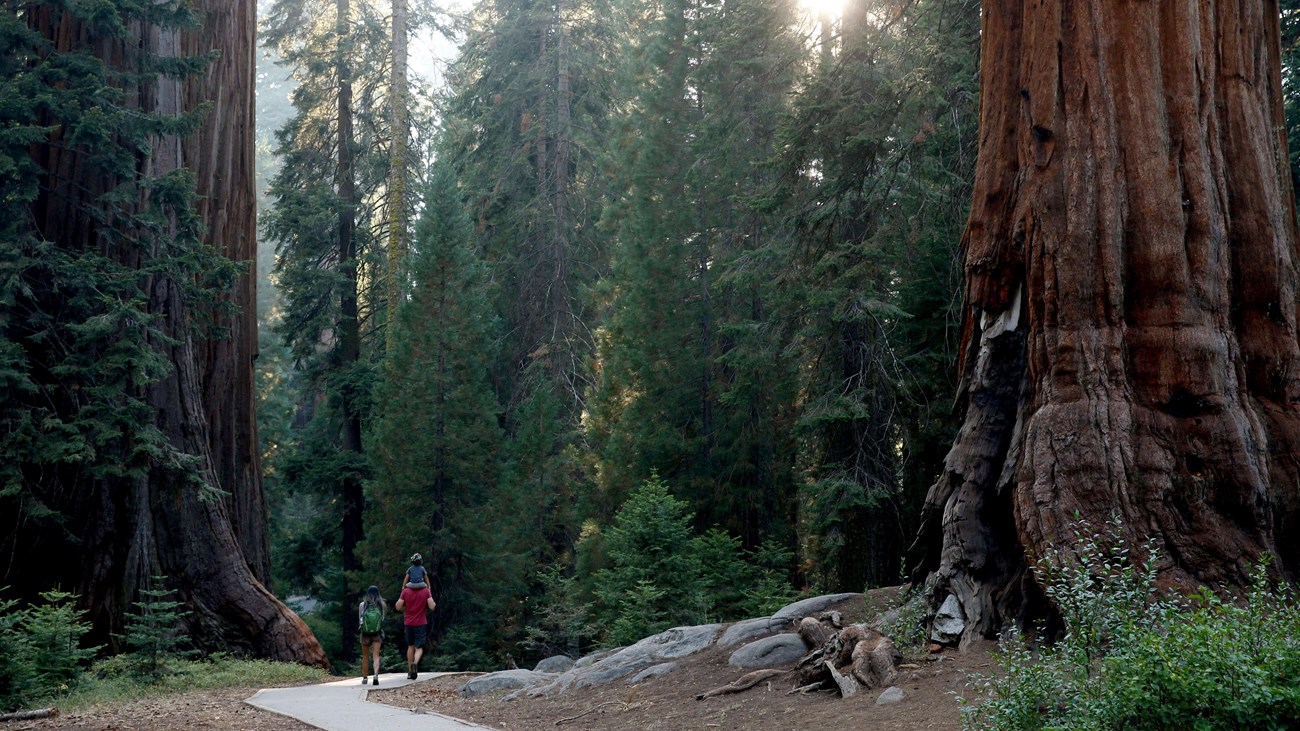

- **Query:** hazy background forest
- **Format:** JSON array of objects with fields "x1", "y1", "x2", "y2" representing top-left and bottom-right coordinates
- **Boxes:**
[
  {"x1": 253, "y1": 0, "x2": 978, "y2": 669},
  {"x1": 250, "y1": 0, "x2": 1300, "y2": 672}
]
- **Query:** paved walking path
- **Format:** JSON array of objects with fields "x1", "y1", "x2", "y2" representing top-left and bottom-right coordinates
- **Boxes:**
[{"x1": 246, "y1": 672, "x2": 490, "y2": 731}]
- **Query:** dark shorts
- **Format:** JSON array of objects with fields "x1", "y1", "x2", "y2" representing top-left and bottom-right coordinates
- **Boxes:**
[
  {"x1": 360, "y1": 632, "x2": 382, "y2": 647},
  {"x1": 404, "y1": 624, "x2": 428, "y2": 648}
]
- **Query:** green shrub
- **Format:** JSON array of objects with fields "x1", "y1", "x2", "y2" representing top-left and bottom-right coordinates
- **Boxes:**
[
  {"x1": 0, "y1": 590, "x2": 99, "y2": 712},
  {"x1": 960, "y1": 518, "x2": 1300, "y2": 731},
  {"x1": 118, "y1": 577, "x2": 198, "y2": 679},
  {"x1": 586, "y1": 475, "x2": 800, "y2": 647}
]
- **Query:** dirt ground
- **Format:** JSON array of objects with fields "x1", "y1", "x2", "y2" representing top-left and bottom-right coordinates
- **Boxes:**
[
  {"x1": 0, "y1": 686, "x2": 320, "y2": 731},
  {"x1": 1, "y1": 590, "x2": 992, "y2": 731},
  {"x1": 373, "y1": 644, "x2": 987, "y2": 731},
  {"x1": 371, "y1": 591, "x2": 992, "y2": 731}
]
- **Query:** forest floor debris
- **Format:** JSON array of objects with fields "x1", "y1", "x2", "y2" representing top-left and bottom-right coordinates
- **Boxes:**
[{"x1": 370, "y1": 592, "x2": 989, "y2": 731}]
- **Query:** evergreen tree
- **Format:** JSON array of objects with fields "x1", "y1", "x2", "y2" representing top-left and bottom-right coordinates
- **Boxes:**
[
  {"x1": 363, "y1": 161, "x2": 504, "y2": 667},
  {"x1": 772, "y1": 0, "x2": 977, "y2": 590},
  {"x1": 262, "y1": 0, "x2": 404, "y2": 656},
  {"x1": 441, "y1": 0, "x2": 619, "y2": 421},
  {"x1": 590, "y1": 0, "x2": 803, "y2": 548}
]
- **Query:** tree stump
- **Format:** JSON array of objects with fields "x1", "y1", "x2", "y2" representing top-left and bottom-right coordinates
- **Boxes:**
[{"x1": 795, "y1": 621, "x2": 899, "y2": 696}]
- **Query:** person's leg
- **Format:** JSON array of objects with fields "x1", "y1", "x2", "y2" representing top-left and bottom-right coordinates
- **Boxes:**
[
  {"x1": 371, "y1": 640, "x2": 381, "y2": 683},
  {"x1": 360, "y1": 636, "x2": 371, "y2": 682},
  {"x1": 405, "y1": 625, "x2": 417, "y2": 678},
  {"x1": 410, "y1": 624, "x2": 428, "y2": 678}
]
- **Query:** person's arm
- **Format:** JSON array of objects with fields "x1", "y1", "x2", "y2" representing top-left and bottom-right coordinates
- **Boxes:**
[
  {"x1": 395, "y1": 593, "x2": 405, "y2": 611},
  {"x1": 426, "y1": 595, "x2": 435, "y2": 611}
]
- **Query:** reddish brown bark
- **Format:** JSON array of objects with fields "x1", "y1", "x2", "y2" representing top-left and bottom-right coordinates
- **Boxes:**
[
  {"x1": 912, "y1": 0, "x2": 1300, "y2": 640},
  {"x1": 30, "y1": 5, "x2": 327, "y2": 667},
  {"x1": 186, "y1": 0, "x2": 272, "y2": 587}
]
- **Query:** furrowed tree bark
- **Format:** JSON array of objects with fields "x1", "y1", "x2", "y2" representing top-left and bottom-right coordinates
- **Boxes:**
[
  {"x1": 911, "y1": 0, "x2": 1300, "y2": 641},
  {"x1": 187, "y1": 0, "x2": 272, "y2": 586},
  {"x1": 29, "y1": 4, "x2": 327, "y2": 667}
]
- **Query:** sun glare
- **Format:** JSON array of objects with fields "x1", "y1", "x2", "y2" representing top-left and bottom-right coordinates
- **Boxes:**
[{"x1": 797, "y1": 0, "x2": 845, "y2": 19}]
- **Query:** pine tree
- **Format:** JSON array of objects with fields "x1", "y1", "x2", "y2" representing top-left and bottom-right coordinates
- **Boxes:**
[
  {"x1": 363, "y1": 160, "x2": 504, "y2": 666},
  {"x1": 262, "y1": 0, "x2": 399, "y2": 656},
  {"x1": 590, "y1": 0, "x2": 803, "y2": 546},
  {"x1": 772, "y1": 0, "x2": 978, "y2": 590}
]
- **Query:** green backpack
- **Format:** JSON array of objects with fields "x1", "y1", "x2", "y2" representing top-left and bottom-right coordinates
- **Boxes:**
[{"x1": 361, "y1": 603, "x2": 382, "y2": 635}]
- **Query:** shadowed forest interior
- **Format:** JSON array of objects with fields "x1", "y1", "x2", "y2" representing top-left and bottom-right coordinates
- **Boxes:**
[{"x1": 5, "y1": 3, "x2": 1300, "y2": 725}]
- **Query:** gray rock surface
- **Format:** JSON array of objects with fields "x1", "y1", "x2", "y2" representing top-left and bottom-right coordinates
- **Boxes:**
[
  {"x1": 627, "y1": 662, "x2": 679, "y2": 685},
  {"x1": 627, "y1": 624, "x2": 723, "y2": 658},
  {"x1": 718, "y1": 617, "x2": 787, "y2": 648},
  {"x1": 727, "y1": 633, "x2": 809, "y2": 670},
  {"x1": 534, "y1": 655, "x2": 575, "y2": 674},
  {"x1": 527, "y1": 624, "x2": 723, "y2": 697},
  {"x1": 875, "y1": 686, "x2": 905, "y2": 705},
  {"x1": 929, "y1": 594, "x2": 964, "y2": 644},
  {"x1": 574, "y1": 648, "x2": 619, "y2": 669},
  {"x1": 770, "y1": 593, "x2": 861, "y2": 623},
  {"x1": 460, "y1": 669, "x2": 556, "y2": 698}
]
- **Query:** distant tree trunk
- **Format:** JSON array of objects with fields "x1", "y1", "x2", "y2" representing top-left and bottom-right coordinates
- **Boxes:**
[
  {"x1": 336, "y1": 0, "x2": 365, "y2": 657},
  {"x1": 385, "y1": 0, "x2": 410, "y2": 352},
  {"x1": 911, "y1": 0, "x2": 1300, "y2": 641},
  {"x1": 30, "y1": 3, "x2": 327, "y2": 666}
]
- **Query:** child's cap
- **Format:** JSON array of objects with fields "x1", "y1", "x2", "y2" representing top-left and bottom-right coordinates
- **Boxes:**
[{"x1": 410, "y1": 552, "x2": 422, "y2": 562}]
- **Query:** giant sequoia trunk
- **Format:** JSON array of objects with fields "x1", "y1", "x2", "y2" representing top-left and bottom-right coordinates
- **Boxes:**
[
  {"x1": 911, "y1": 0, "x2": 1300, "y2": 640},
  {"x1": 31, "y1": 4, "x2": 327, "y2": 666}
]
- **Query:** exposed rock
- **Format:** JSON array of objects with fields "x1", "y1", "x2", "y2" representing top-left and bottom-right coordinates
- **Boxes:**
[
  {"x1": 529, "y1": 624, "x2": 723, "y2": 696},
  {"x1": 929, "y1": 594, "x2": 964, "y2": 644},
  {"x1": 534, "y1": 655, "x2": 575, "y2": 674},
  {"x1": 876, "y1": 686, "x2": 905, "y2": 705},
  {"x1": 460, "y1": 669, "x2": 556, "y2": 698},
  {"x1": 718, "y1": 617, "x2": 787, "y2": 648},
  {"x1": 627, "y1": 624, "x2": 723, "y2": 659},
  {"x1": 771, "y1": 593, "x2": 861, "y2": 624},
  {"x1": 728, "y1": 633, "x2": 809, "y2": 670},
  {"x1": 628, "y1": 662, "x2": 679, "y2": 684},
  {"x1": 574, "y1": 648, "x2": 620, "y2": 669}
]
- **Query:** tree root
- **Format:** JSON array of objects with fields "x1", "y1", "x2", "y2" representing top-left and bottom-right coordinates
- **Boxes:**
[
  {"x1": 554, "y1": 701, "x2": 632, "y2": 725},
  {"x1": 696, "y1": 668, "x2": 789, "y2": 700}
]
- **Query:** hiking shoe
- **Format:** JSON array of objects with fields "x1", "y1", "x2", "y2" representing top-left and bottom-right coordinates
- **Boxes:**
[
  {"x1": 362, "y1": 676, "x2": 369, "y2": 685},
  {"x1": 372, "y1": 674, "x2": 379, "y2": 686}
]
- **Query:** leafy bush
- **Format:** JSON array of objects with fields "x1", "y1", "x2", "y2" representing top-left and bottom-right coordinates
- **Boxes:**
[
  {"x1": 960, "y1": 518, "x2": 1300, "y2": 731},
  {"x1": 881, "y1": 592, "x2": 930, "y2": 656}
]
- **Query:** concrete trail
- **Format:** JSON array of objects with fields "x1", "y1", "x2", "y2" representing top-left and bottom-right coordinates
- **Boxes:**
[{"x1": 246, "y1": 672, "x2": 489, "y2": 731}]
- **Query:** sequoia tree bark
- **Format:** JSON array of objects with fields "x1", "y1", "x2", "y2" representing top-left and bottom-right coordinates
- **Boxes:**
[
  {"x1": 29, "y1": 4, "x2": 327, "y2": 666},
  {"x1": 911, "y1": 0, "x2": 1300, "y2": 641}
]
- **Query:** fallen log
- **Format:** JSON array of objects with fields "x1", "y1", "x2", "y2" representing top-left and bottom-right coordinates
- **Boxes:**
[
  {"x1": 696, "y1": 668, "x2": 789, "y2": 700},
  {"x1": 0, "y1": 708, "x2": 58, "y2": 722}
]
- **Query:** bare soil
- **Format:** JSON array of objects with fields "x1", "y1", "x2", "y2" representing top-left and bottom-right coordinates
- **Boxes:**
[
  {"x1": 371, "y1": 590, "x2": 991, "y2": 731},
  {"x1": 0, "y1": 686, "x2": 321, "y2": 731}
]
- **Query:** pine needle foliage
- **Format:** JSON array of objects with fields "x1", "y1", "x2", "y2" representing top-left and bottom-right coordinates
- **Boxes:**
[
  {"x1": 117, "y1": 577, "x2": 198, "y2": 679},
  {"x1": 363, "y1": 160, "x2": 504, "y2": 666},
  {"x1": 0, "y1": 2, "x2": 234, "y2": 565}
]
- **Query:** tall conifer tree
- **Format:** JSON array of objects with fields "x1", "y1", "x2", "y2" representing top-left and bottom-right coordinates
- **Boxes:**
[{"x1": 364, "y1": 161, "x2": 504, "y2": 664}]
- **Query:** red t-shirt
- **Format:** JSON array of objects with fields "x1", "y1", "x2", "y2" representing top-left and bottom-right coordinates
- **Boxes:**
[{"x1": 399, "y1": 585, "x2": 431, "y2": 626}]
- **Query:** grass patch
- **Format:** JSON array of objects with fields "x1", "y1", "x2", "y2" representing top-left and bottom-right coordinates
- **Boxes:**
[{"x1": 33, "y1": 655, "x2": 328, "y2": 712}]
